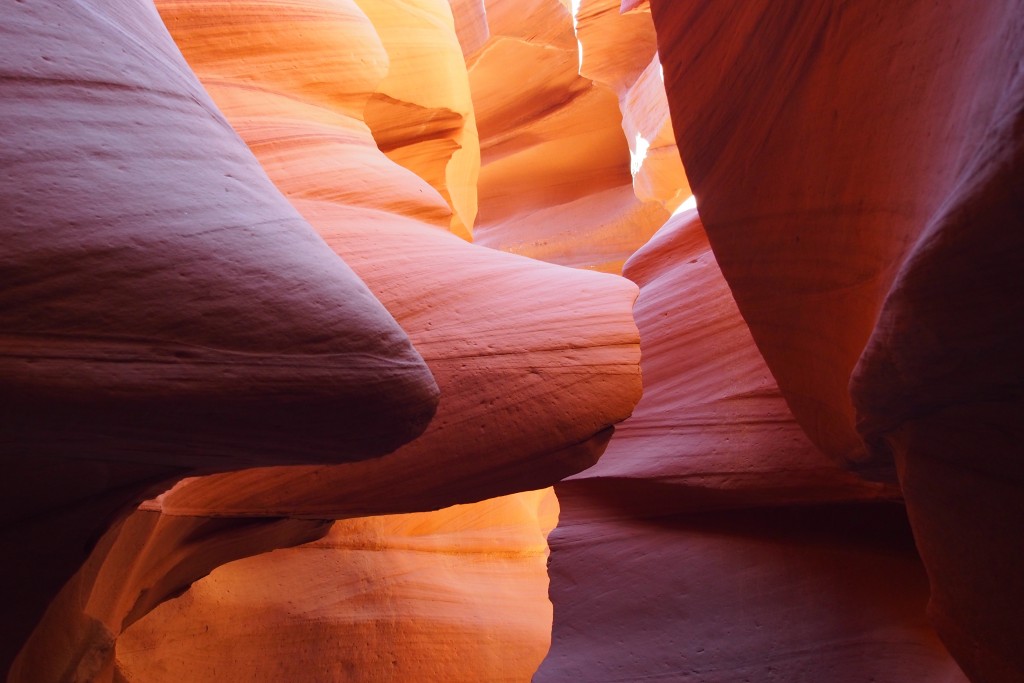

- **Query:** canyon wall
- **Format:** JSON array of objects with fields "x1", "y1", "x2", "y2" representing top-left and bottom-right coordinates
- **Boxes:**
[
  {"x1": 650, "y1": 1, "x2": 1024, "y2": 681},
  {"x1": 3, "y1": 1, "x2": 641, "y2": 680},
  {"x1": 2, "y1": 0, "x2": 1020, "y2": 681}
]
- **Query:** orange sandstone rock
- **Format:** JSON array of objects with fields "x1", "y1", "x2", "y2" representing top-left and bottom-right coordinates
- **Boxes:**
[
  {"x1": 355, "y1": 0, "x2": 481, "y2": 239},
  {"x1": 154, "y1": 0, "x2": 453, "y2": 226},
  {"x1": 573, "y1": 0, "x2": 658, "y2": 93},
  {"x1": 446, "y1": 0, "x2": 489, "y2": 58},
  {"x1": 470, "y1": 0, "x2": 670, "y2": 273},
  {"x1": 117, "y1": 490, "x2": 558, "y2": 682}
]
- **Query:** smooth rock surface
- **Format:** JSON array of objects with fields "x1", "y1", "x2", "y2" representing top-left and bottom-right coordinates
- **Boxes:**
[
  {"x1": 651, "y1": 0, "x2": 1023, "y2": 470},
  {"x1": 13, "y1": 1, "x2": 642, "y2": 680},
  {"x1": 651, "y1": 0, "x2": 1024, "y2": 679},
  {"x1": 470, "y1": 0, "x2": 670, "y2": 273},
  {"x1": 538, "y1": 497, "x2": 970, "y2": 683},
  {"x1": 569, "y1": 210, "x2": 893, "y2": 509},
  {"x1": 118, "y1": 490, "x2": 558, "y2": 682},
  {"x1": 0, "y1": 1, "x2": 437, "y2": 674}
]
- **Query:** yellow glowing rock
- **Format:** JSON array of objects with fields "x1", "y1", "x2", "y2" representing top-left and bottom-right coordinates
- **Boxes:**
[
  {"x1": 117, "y1": 491, "x2": 559, "y2": 683},
  {"x1": 570, "y1": 0, "x2": 690, "y2": 211},
  {"x1": 620, "y1": 53, "x2": 690, "y2": 211},
  {"x1": 157, "y1": 0, "x2": 454, "y2": 226},
  {"x1": 573, "y1": 0, "x2": 658, "y2": 93},
  {"x1": 356, "y1": 0, "x2": 481, "y2": 239},
  {"x1": 470, "y1": 0, "x2": 670, "y2": 272}
]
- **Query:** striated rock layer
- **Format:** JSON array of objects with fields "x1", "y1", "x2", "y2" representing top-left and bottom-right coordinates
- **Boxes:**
[
  {"x1": 355, "y1": 0, "x2": 481, "y2": 239},
  {"x1": 2, "y1": 1, "x2": 643, "y2": 681},
  {"x1": 0, "y1": 1, "x2": 439, "y2": 675},
  {"x1": 539, "y1": 498, "x2": 968, "y2": 683},
  {"x1": 565, "y1": 210, "x2": 893, "y2": 509},
  {"x1": 118, "y1": 490, "x2": 558, "y2": 682},
  {"x1": 539, "y1": 212, "x2": 960, "y2": 681},
  {"x1": 468, "y1": 0, "x2": 674, "y2": 273},
  {"x1": 651, "y1": 0, "x2": 1024, "y2": 680}
]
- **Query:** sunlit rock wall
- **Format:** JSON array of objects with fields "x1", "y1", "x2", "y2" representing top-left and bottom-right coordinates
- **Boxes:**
[
  {"x1": 118, "y1": 491, "x2": 558, "y2": 682},
  {"x1": 467, "y1": 0, "x2": 677, "y2": 273}
]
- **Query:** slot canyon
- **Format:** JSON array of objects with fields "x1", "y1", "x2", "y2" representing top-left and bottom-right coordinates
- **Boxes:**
[{"x1": 1, "y1": 1, "x2": 1021, "y2": 681}]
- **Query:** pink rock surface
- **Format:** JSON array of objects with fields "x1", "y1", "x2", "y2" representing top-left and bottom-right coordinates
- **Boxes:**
[
  {"x1": 155, "y1": 201, "x2": 641, "y2": 518},
  {"x1": 539, "y1": 211, "x2": 949, "y2": 682},
  {"x1": 852, "y1": 41, "x2": 1024, "y2": 682},
  {"x1": 538, "y1": 496, "x2": 969, "y2": 683},
  {"x1": 569, "y1": 210, "x2": 892, "y2": 509},
  {"x1": 10, "y1": 1, "x2": 641, "y2": 679}
]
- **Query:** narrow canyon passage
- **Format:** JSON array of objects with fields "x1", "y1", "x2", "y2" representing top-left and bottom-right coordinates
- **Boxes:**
[{"x1": 2, "y1": 1, "x2": 1021, "y2": 682}]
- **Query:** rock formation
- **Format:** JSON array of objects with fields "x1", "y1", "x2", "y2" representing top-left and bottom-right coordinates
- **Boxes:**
[
  {"x1": 118, "y1": 490, "x2": 558, "y2": 682},
  {"x1": 2, "y1": 0, "x2": 1021, "y2": 681},
  {"x1": 4, "y1": 1, "x2": 641, "y2": 680},
  {"x1": 468, "y1": 0, "x2": 674, "y2": 273},
  {"x1": 539, "y1": 211, "x2": 963, "y2": 682},
  {"x1": 650, "y1": 0, "x2": 1024, "y2": 680},
  {"x1": 0, "y1": 1, "x2": 438, "y2": 675}
]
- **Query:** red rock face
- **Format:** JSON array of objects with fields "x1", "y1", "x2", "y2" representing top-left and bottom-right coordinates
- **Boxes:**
[
  {"x1": 539, "y1": 211, "x2": 960, "y2": 682},
  {"x1": 569, "y1": 210, "x2": 891, "y2": 509},
  {"x1": 650, "y1": 1, "x2": 1023, "y2": 473},
  {"x1": 651, "y1": 0, "x2": 1024, "y2": 680},
  {"x1": 852, "y1": 49, "x2": 1024, "y2": 683},
  {"x1": 4, "y1": 0, "x2": 1021, "y2": 680},
  {"x1": 539, "y1": 497, "x2": 969, "y2": 683}
]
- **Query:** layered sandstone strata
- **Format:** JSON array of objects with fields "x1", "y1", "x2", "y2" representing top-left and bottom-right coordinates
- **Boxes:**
[
  {"x1": 540, "y1": 212, "x2": 962, "y2": 682},
  {"x1": 0, "y1": 1, "x2": 438, "y2": 675},
  {"x1": 118, "y1": 490, "x2": 558, "y2": 682},
  {"x1": 467, "y1": 0, "x2": 674, "y2": 273},
  {"x1": 4, "y1": 1, "x2": 643, "y2": 681},
  {"x1": 4, "y1": 0, "x2": 1020, "y2": 681}
]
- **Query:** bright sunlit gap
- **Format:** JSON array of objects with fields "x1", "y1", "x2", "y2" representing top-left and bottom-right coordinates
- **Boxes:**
[
  {"x1": 570, "y1": 0, "x2": 584, "y2": 73},
  {"x1": 672, "y1": 194, "x2": 698, "y2": 215},
  {"x1": 630, "y1": 132, "x2": 651, "y2": 176}
]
